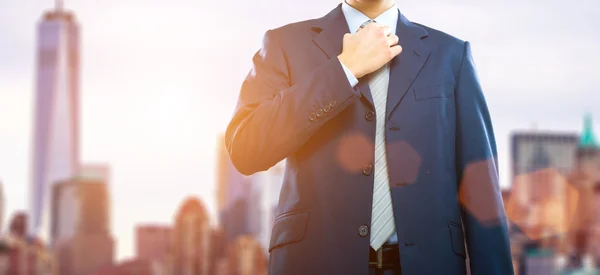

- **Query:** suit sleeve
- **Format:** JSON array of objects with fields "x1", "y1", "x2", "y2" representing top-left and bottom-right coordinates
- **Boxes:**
[
  {"x1": 225, "y1": 30, "x2": 361, "y2": 175},
  {"x1": 454, "y1": 41, "x2": 514, "y2": 275}
]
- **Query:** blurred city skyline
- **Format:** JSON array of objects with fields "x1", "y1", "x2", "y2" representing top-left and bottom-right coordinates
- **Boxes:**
[{"x1": 1, "y1": 0, "x2": 599, "y2": 261}]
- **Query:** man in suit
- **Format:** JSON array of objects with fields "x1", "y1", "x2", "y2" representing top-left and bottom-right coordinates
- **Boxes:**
[{"x1": 225, "y1": 0, "x2": 514, "y2": 274}]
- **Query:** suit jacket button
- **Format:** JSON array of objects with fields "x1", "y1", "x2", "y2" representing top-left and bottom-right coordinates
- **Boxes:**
[
  {"x1": 324, "y1": 105, "x2": 332, "y2": 112},
  {"x1": 365, "y1": 111, "x2": 375, "y2": 121},
  {"x1": 330, "y1": 100, "x2": 338, "y2": 107},
  {"x1": 362, "y1": 164, "x2": 373, "y2": 176},
  {"x1": 316, "y1": 109, "x2": 324, "y2": 117},
  {"x1": 308, "y1": 112, "x2": 317, "y2": 121},
  {"x1": 358, "y1": 225, "x2": 369, "y2": 237}
]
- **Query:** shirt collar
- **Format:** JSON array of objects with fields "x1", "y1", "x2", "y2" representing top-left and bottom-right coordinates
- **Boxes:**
[{"x1": 341, "y1": 1, "x2": 399, "y2": 34}]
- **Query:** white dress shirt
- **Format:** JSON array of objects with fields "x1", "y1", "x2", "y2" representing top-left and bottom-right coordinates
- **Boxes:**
[{"x1": 339, "y1": 1, "x2": 400, "y2": 245}]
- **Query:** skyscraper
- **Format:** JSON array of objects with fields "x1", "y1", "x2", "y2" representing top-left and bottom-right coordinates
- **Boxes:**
[
  {"x1": 172, "y1": 197, "x2": 211, "y2": 275},
  {"x1": 248, "y1": 162, "x2": 285, "y2": 254},
  {"x1": 216, "y1": 134, "x2": 253, "y2": 241},
  {"x1": 216, "y1": 133, "x2": 286, "y2": 246},
  {"x1": 47, "y1": 164, "x2": 110, "y2": 248},
  {"x1": 79, "y1": 163, "x2": 110, "y2": 183},
  {"x1": 30, "y1": 0, "x2": 81, "y2": 238},
  {"x1": 216, "y1": 134, "x2": 249, "y2": 215},
  {"x1": 227, "y1": 235, "x2": 268, "y2": 275},
  {"x1": 507, "y1": 131, "x2": 580, "y2": 240},
  {"x1": 135, "y1": 225, "x2": 171, "y2": 261},
  {"x1": 511, "y1": 131, "x2": 579, "y2": 180},
  {"x1": 52, "y1": 175, "x2": 114, "y2": 275},
  {"x1": 50, "y1": 173, "x2": 113, "y2": 241},
  {"x1": 216, "y1": 133, "x2": 286, "y2": 248}
]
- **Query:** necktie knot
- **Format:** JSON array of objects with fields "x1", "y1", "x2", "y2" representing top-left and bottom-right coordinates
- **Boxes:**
[{"x1": 358, "y1": 19, "x2": 376, "y2": 32}]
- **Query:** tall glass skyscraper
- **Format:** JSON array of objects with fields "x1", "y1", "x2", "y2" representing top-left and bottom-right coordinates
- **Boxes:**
[
  {"x1": 248, "y1": 162, "x2": 285, "y2": 254},
  {"x1": 216, "y1": 133, "x2": 285, "y2": 247},
  {"x1": 30, "y1": 1, "x2": 80, "y2": 239}
]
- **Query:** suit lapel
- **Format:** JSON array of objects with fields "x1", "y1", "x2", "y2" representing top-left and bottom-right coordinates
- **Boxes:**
[
  {"x1": 386, "y1": 12, "x2": 431, "y2": 119},
  {"x1": 312, "y1": 4, "x2": 375, "y2": 109}
]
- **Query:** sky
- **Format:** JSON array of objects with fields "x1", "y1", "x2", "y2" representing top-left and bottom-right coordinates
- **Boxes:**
[{"x1": 1, "y1": 0, "x2": 599, "y2": 261}]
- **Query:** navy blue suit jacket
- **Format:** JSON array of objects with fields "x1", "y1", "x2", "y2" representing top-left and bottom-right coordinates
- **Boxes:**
[{"x1": 226, "y1": 4, "x2": 513, "y2": 275}]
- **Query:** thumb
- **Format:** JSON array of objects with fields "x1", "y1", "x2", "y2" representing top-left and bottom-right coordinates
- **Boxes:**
[{"x1": 390, "y1": 45, "x2": 403, "y2": 57}]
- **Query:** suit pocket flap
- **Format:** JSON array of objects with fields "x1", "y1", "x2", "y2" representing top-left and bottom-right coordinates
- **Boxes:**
[
  {"x1": 448, "y1": 222, "x2": 466, "y2": 258},
  {"x1": 414, "y1": 83, "x2": 455, "y2": 100},
  {"x1": 269, "y1": 211, "x2": 309, "y2": 252}
]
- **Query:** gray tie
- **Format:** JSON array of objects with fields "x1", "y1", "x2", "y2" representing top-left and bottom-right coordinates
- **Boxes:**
[{"x1": 362, "y1": 20, "x2": 396, "y2": 251}]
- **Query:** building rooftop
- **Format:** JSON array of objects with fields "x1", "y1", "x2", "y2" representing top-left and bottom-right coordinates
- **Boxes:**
[{"x1": 42, "y1": 0, "x2": 76, "y2": 22}]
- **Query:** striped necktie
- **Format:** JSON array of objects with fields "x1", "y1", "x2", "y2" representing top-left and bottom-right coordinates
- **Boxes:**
[{"x1": 360, "y1": 20, "x2": 396, "y2": 251}]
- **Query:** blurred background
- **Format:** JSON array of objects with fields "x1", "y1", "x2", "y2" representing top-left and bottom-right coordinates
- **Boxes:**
[{"x1": 0, "y1": 0, "x2": 599, "y2": 274}]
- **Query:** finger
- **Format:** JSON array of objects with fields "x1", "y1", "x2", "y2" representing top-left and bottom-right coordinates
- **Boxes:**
[
  {"x1": 390, "y1": 45, "x2": 403, "y2": 58},
  {"x1": 380, "y1": 25, "x2": 392, "y2": 37},
  {"x1": 387, "y1": 34, "x2": 399, "y2": 47}
]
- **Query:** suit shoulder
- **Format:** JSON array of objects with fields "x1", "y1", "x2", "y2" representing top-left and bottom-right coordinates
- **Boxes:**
[
  {"x1": 412, "y1": 22, "x2": 471, "y2": 67},
  {"x1": 413, "y1": 22, "x2": 466, "y2": 52},
  {"x1": 411, "y1": 22, "x2": 474, "y2": 74},
  {"x1": 414, "y1": 22, "x2": 465, "y2": 44},
  {"x1": 266, "y1": 18, "x2": 320, "y2": 41}
]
